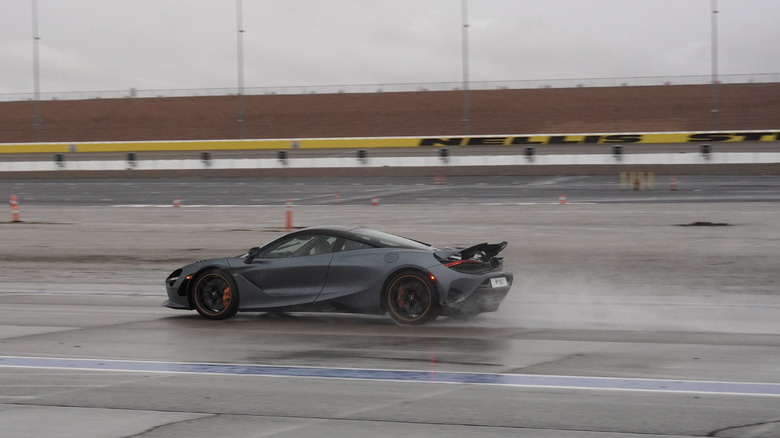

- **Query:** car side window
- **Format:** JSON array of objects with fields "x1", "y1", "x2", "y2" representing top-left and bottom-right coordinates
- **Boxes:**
[
  {"x1": 258, "y1": 235, "x2": 338, "y2": 259},
  {"x1": 303, "y1": 236, "x2": 337, "y2": 256},
  {"x1": 259, "y1": 235, "x2": 316, "y2": 259},
  {"x1": 340, "y1": 238, "x2": 376, "y2": 251}
]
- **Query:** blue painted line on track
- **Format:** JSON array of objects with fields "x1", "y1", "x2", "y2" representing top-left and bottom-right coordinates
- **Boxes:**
[{"x1": 1, "y1": 355, "x2": 779, "y2": 397}]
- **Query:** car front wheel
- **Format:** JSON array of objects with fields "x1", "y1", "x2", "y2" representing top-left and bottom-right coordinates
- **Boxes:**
[
  {"x1": 385, "y1": 271, "x2": 439, "y2": 325},
  {"x1": 192, "y1": 269, "x2": 239, "y2": 320}
]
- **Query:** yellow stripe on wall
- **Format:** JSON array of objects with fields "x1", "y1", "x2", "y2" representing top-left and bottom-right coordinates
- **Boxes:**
[{"x1": 1, "y1": 131, "x2": 777, "y2": 154}]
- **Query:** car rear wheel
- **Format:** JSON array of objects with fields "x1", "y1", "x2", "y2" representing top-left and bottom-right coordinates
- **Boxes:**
[
  {"x1": 385, "y1": 271, "x2": 438, "y2": 325},
  {"x1": 192, "y1": 269, "x2": 239, "y2": 320}
]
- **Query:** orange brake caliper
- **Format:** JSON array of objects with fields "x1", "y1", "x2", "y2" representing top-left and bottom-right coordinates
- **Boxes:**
[
  {"x1": 396, "y1": 285, "x2": 406, "y2": 307},
  {"x1": 222, "y1": 286, "x2": 232, "y2": 308}
]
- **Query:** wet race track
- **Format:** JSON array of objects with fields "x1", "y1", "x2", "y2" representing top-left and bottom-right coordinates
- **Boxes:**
[{"x1": 1, "y1": 175, "x2": 780, "y2": 437}]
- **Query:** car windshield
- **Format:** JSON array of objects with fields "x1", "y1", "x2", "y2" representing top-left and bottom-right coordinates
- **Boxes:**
[{"x1": 349, "y1": 229, "x2": 432, "y2": 250}]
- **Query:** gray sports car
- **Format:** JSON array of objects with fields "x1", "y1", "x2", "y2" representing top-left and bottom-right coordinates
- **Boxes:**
[{"x1": 164, "y1": 225, "x2": 512, "y2": 325}]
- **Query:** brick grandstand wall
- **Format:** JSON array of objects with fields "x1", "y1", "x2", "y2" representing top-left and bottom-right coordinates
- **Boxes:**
[{"x1": 2, "y1": 83, "x2": 779, "y2": 143}]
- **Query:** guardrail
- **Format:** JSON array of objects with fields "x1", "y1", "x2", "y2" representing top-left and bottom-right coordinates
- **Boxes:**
[{"x1": 2, "y1": 73, "x2": 779, "y2": 102}]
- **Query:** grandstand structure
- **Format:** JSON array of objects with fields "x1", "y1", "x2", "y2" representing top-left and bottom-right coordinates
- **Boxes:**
[{"x1": 1, "y1": 80, "x2": 779, "y2": 144}]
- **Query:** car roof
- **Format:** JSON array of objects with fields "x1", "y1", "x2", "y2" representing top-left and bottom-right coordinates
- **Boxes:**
[
  {"x1": 294, "y1": 225, "x2": 432, "y2": 250},
  {"x1": 304, "y1": 225, "x2": 359, "y2": 231},
  {"x1": 297, "y1": 225, "x2": 361, "y2": 235}
]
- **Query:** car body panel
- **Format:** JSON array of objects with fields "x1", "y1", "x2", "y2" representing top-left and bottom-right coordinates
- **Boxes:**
[
  {"x1": 231, "y1": 253, "x2": 334, "y2": 308},
  {"x1": 315, "y1": 248, "x2": 388, "y2": 308}
]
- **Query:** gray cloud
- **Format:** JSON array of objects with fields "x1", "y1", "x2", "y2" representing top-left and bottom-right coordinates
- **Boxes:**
[{"x1": 2, "y1": 0, "x2": 778, "y2": 95}]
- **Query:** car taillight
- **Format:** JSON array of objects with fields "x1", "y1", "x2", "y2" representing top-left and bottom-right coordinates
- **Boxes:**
[
  {"x1": 444, "y1": 259, "x2": 498, "y2": 274},
  {"x1": 444, "y1": 260, "x2": 480, "y2": 268}
]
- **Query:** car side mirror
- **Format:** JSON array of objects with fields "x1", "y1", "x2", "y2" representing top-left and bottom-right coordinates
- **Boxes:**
[{"x1": 244, "y1": 247, "x2": 260, "y2": 264}]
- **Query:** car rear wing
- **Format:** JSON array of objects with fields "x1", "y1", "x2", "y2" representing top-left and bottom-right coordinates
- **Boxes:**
[{"x1": 434, "y1": 241, "x2": 508, "y2": 262}]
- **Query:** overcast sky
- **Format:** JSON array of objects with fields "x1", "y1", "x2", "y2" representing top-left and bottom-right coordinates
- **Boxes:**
[{"x1": 2, "y1": 0, "x2": 779, "y2": 95}]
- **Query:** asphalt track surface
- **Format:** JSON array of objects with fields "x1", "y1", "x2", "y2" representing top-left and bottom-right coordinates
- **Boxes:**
[
  {"x1": 1, "y1": 175, "x2": 780, "y2": 437},
  {"x1": 2, "y1": 174, "x2": 780, "y2": 206}
]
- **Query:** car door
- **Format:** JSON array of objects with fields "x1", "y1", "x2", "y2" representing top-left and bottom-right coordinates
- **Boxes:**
[
  {"x1": 315, "y1": 238, "x2": 388, "y2": 308},
  {"x1": 239, "y1": 234, "x2": 336, "y2": 307}
]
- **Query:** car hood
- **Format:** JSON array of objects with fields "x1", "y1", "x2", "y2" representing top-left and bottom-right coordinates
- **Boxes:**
[{"x1": 182, "y1": 257, "x2": 232, "y2": 270}]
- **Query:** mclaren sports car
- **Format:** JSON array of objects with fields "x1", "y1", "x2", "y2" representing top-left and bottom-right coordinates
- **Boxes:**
[{"x1": 164, "y1": 225, "x2": 513, "y2": 325}]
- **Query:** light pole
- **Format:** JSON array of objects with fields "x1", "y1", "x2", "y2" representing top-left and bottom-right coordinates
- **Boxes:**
[
  {"x1": 461, "y1": 0, "x2": 470, "y2": 135},
  {"x1": 32, "y1": 0, "x2": 42, "y2": 142},
  {"x1": 710, "y1": 0, "x2": 719, "y2": 130},
  {"x1": 236, "y1": 0, "x2": 246, "y2": 139}
]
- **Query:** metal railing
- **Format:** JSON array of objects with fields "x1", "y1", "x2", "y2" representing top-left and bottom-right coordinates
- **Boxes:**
[{"x1": 2, "y1": 73, "x2": 778, "y2": 103}]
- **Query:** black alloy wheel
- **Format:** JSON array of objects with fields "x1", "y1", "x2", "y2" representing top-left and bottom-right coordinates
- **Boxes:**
[
  {"x1": 192, "y1": 269, "x2": 239, "y2": 320},
  {"x1": 385, "y1": 271, "x2": 439, "y2": 325}
]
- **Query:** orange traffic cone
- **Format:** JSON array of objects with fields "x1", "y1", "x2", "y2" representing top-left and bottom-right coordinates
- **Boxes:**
[
  {"x1": 10, "y1": 194, "x2": 20, "y2": 222},
  {"x1": 285, "y1": 198, "x2": 293, "y2": 230}
]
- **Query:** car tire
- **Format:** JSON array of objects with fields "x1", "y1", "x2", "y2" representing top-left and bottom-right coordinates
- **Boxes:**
[
  {"x1": 385, "y1": 271, "x2": 439, "y2": 325},
  {"x1": 191, "y1": 269, "x2": 239, "y2": 320}
]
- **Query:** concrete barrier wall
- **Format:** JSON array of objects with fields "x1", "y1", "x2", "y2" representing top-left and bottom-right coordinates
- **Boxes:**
[
  {"x1": 2, "y1": 151, "x2": 779, "y2": 179},
  {"x1": 3, "y1": 84, "x2": 780, "y2": 143}
]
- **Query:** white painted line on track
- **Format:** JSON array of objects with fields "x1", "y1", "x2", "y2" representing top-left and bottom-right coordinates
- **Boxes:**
[{"x1": 1, "y1": 356, "x2": 779, "y2": 397}]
